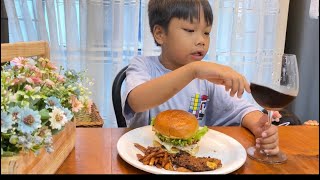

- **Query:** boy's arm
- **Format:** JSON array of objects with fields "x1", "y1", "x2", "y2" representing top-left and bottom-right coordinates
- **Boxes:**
[
  {"x1": 128, "y1": 64, "x2": 195, "y2": 112},
  {"x1": 128, "y1": 61, "x2": 250, "y2": 113},
  {"x1": 241, "y1": 110, "x2": 265, "y2": 137}
]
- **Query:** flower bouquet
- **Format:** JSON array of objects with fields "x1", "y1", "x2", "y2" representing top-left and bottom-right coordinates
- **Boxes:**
[{"x1": 1, "y1": 57, "x2": 93, "y2": 173}]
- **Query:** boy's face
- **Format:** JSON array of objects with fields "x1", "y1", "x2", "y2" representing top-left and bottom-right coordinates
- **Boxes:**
[{"x1": 158, "y1": 7, "x2": 212, "y2": 70}]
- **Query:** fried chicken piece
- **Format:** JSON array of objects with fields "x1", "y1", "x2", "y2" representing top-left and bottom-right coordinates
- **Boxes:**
[{"x1": 171, "y1": 151, "x2": 222, "y2": 172}]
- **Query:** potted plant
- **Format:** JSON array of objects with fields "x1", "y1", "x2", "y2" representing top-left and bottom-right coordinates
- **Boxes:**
[{"x1": 1, "y1": 57, "x2": 93, "y2": 174}]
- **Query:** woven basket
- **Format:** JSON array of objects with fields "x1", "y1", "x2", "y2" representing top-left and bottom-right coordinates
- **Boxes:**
[{"x1": 74, "y1": 103, "x2": 104, "y2": 128}]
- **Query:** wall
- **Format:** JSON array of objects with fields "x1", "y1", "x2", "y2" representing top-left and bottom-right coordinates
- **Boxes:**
[
  {"x1": 1, "y1": 0, "x2": 8, "y2": 43},
  {"x1": 285, "y1": 0, "x2": 319, "y2": 122}
]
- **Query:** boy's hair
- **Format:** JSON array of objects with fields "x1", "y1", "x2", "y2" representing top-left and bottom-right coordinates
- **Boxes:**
[{"x1": 148, "y1": 0, "x2": 213, "y2": 46}]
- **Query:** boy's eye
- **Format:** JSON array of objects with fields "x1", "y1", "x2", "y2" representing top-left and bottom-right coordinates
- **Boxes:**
[
  {"x1": 183, "y1": 29, "x2": 194, "y2": 33},
  {"x1": 204, "y1": 32, "x2": 210, "y2": 36}
]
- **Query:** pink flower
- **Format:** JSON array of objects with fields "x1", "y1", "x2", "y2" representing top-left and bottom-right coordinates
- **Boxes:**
[
  {"x1": 47, "y1": 62, "x2": 57, "y2": 70},
  {"x1": 31, "y1": 77, "x2": 42, "y2": 84},
  {"x1": 12, "y1": 77, "x2": 26, "y2": 85},
  {"x1": 41, "y1": 61, "x2": 47, "y2": 68},
  {"x1": 27, "y1": 65, "x2": 42, "y2": 76},
  {"x1": 69, "y1": 95, "x2": 78, "y2": 104},
  {"x1": 11, "y1": 57, "x2": 27, "y2": 68},
  {"x1": 70, "y1": 96, "x2": 84, "y2": 113},
  {"x1": 57, "y1": 75, "x2": 65, "y2": 83},
  {"x1": 24, "y1": 85, "x2": 33, "y2": 91},
  {"x1": 26, "y1": 77, "x2": 42, "y2": 85},
  {"x1": 12, "y1": 78, "x2": 21, "y2": 85},
  {"x1": 44, "y1": 79, "x2": 55, "y2": 87}
]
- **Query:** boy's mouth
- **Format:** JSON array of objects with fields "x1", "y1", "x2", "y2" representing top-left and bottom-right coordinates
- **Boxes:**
[{"x1": 190, "y1": 51, "x2": 204, "y2": 60}]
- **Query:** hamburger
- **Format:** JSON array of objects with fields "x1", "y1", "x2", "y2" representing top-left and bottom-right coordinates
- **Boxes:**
[{"x1": 151, "y1": 109, "x2": 208, "y2": 155}]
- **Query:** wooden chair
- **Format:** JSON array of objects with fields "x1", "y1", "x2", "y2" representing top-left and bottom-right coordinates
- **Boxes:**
[
  {"x1": 112, "y1": 65, "x2": 128, "y2": 127},
  {"x1": 1, "y1": 41, "x2": 50, "y2": 63}
]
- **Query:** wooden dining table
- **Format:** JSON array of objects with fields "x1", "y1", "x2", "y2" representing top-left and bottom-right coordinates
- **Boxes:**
[{"x1": 56, "y1": 125, "x2": 319, "y2": 174}]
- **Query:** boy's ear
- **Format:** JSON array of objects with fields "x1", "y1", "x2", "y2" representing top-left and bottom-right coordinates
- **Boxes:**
[{"x1": 153, "y1": 25, "x2": 165, "y2": 45}]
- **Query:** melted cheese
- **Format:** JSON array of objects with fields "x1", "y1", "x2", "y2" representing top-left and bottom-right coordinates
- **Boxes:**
[{"x1": 154, "y1": 135, "x2": 199, "y2": 155}]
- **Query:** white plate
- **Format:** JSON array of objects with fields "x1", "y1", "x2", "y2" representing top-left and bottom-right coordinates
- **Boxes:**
[{"x1": 117, "y1": 125, "x2": 246, "y2": 174}]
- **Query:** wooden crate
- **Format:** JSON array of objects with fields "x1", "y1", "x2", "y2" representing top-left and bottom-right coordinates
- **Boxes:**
[{"x1": 1, "y1": 121, "x2": 76, "y2": 174}]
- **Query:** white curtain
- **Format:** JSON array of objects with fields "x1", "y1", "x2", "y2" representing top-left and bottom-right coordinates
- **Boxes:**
[
  {"x1": 4, "y1": 0, "x2": 289, "y2": 127},
  {"x1": 142, "y1": 0, "x2": 290, "y2": 105}
]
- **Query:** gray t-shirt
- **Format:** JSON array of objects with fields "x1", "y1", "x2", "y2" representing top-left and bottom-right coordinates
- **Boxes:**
[{"x1": 123, "y1": 55, "x2": 259, "y2": 128}]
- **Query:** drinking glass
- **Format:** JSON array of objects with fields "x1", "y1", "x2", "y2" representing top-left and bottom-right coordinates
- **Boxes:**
[{"x1": 246, "y1": 54, "x2": 299, "y2": 164}]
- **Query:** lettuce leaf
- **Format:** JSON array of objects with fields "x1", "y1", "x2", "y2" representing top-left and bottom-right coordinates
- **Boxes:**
[
  {"x1": 192, "y1": 126, "x2": 208, "y2": 141},
  {"x1": 150, "y1": 117, "x2": 156, "y2": 126},
  {"x1": 156, "y1": 126, "x2": 208, "y2": 147}
]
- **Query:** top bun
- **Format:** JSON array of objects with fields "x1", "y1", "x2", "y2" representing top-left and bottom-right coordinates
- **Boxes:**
[{"x1": 153, "y1": 109, "x2": 199, "y2": 139}]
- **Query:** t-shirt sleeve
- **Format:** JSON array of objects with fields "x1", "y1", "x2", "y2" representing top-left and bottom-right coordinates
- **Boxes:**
[
  {"x1": 122, "y1": 56, "x2": 151, "y2": 125},
  {"x1": 204, "y1": 84, "x2": 260, "y2": 126}
]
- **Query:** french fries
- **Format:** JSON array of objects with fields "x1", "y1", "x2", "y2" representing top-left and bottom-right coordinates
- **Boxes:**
[
  {"x1": 133, "y1": 143, "x2": 222, "y2": 172},
  {"x1": 134, "y1": 143, "x2": 174, "y2": 171},
  {"x1": 134, "y1": 143, "x2": 147, "y2": 153}
]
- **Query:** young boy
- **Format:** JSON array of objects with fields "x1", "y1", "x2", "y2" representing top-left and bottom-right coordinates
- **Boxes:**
[{"x1": 123, "y1": 0, "x2": 281, "y2": 155}]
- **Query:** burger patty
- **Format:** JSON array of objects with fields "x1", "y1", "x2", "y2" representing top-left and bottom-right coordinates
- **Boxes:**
[{"x1": 171, "y1": 151, "x2": 222, "y2": 172}]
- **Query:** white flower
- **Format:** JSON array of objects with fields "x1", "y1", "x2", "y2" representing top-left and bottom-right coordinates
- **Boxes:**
[
  {"x1": 48, "y1": 107, "x2": 68, "y2": 130},
  {"x1": 8, "y1": 93, "x2": 18, "y2": 102},
  {"x1": 33, "y1": 86, "x2": 41, "y2": 92}
]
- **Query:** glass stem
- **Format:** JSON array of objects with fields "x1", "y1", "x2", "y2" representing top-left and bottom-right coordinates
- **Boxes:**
[{"x1": 267, "y1": 110, "x2": 274, "y2": 128}]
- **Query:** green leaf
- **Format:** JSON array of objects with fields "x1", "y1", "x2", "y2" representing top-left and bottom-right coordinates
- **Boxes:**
[
  {"x1": 1, "y1": 133, "x2": 12, "y2": 139},
  {"x1": 1, "y1": 151, "x2": 17, "y2": 157},
  {"x1": 16, "y1": 91, "x2": 26, "y2": 96},
  {"x1": 193, "y1": 126, "x2": 209, "y2": 141},
  {"x1": 41, "y1": 119, "x2": 49, "y2": 125},
  {"x1": 21, "y1": 101, "x2": 30, "y2": 107},
  {"x1": 51, "y1": 126, "x2": 65, "y2": 135},
  {"x1": 150, "y1": 117, "x2": 155, "y2": 126},
  {"x1": 32, "y1": 145, "x2": 41, "y2": 151},
  {"x1": 155, "y1": 126, "x2": 209, "y2": 147},
  {"x1": 33, "y1": 95, "x2": 41, "y2": 99},
  {"x1": 40, "y1": 109, "x2": 50, "y2": 120}
]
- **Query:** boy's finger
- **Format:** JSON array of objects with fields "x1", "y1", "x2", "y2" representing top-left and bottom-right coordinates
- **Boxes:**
[
  {"x1": 257, "y1": 133, "x2": 278, "y2": 144},
  {"x1": 260, "y1": 141, "x2": 278, "y2": 150},
  {"x1": 263, "y1": 146, "x2": 279, "y2": 155},
  {"x1": 237, "y1": 77, "x2": 245, "y2": 98},
  {"x1": 224, "y1": 79, "x2": 232, "y2": 92},
  {"x1": 261, "y1": 125, "x2": 278, "y2": 137},
  {"x1": 244, "y1": 79, "x2": 251, "y2": 93},
  {"x1": 272, "y1": 111, "x2": 282, "y2": 118},
  {"x1": 230, "y1": 79, "x2": 239, "y2": 97}
]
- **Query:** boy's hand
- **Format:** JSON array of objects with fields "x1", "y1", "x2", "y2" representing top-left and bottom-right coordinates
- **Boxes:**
[
  {"x1": 191, "y1": 61, "x2": 250, "y2": 98},
  {"x1": 254, "y1": 111, "x2": 282, "y2": 155},
  {"x1": 304, "y1": 120, "x2": 319, "y2": 126}
]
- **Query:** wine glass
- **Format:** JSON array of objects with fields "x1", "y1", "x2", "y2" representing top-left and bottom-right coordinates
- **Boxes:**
[{"x1": 247, "y1": 54, "x2": 299, "y2": 164}]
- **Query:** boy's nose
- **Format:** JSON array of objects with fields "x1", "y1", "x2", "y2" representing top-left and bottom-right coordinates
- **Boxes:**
[
  {"x1": 195, "y1": 35, "x2": 205, "y2": 47},
  {"x1": 196, "y1": 41, "x2": 205, "y2": 46},
  {"x1": 196, "y1": 40, "x2": 205, "y2": 47}
]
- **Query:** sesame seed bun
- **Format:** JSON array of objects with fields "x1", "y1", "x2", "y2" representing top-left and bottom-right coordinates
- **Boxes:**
[{"x1": 153, "y1": 109, "x2": 199, "y2": 139}]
